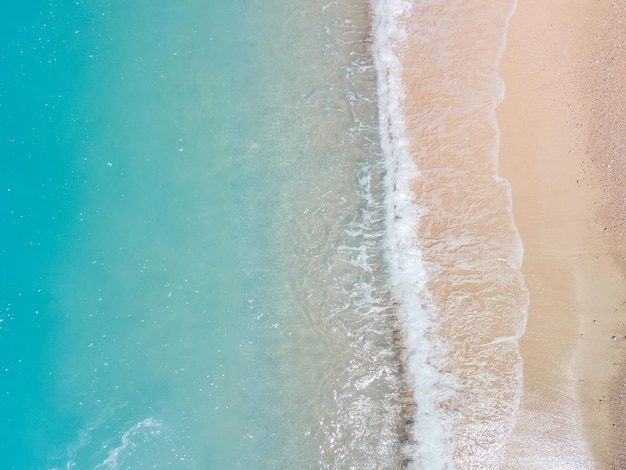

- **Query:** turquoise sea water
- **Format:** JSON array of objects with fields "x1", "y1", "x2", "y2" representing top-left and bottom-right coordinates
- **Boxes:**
[
  {"x1": 1, "y1": 1, "x2": 528, "y2": 468},
  {"x1": 2, "y1": 1, "x2": 283, "y2": 467},
  {"x1": 1, "y1": 1, "x2": 404, "y2": 468}
]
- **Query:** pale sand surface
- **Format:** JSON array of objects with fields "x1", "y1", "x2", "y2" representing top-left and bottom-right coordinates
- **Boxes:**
[{"x1": 498, "y1": 0, "x2": 626, "y2": 467}]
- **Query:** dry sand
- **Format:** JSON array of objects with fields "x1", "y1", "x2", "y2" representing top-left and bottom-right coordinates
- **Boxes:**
[{"x1": 497, "y1": 0, "x2": 626, "y2": 467}]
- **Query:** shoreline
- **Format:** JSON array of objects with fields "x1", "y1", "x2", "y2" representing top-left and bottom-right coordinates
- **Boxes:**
[
  {"x1": 390, "y1": 2, "x2": 527, "y2": 466},
  {"x1": 497, "y1": 0, "x2": 626, "y2": 467}
]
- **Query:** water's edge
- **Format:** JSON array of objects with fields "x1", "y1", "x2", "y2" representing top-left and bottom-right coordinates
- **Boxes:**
[{"x1": 372, "y1": 1, "x2": 529, "y2": 467}]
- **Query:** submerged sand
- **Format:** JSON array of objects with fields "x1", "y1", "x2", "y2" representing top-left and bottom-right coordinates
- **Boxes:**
[{"x1": 498, "y1": 0, "x2": 626, "y2": 467}]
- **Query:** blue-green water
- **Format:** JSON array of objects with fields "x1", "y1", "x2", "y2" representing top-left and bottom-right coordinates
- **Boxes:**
[
  {"x1": 2, "y1": 1, "x2": 288, "y2": 468},
  {"x1": 1, "y1": 1, "x2": 406, "y2": 468}
]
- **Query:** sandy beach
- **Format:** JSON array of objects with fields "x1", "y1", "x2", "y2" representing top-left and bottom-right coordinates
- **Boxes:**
[{"x1": 497, "y1": 0, "x2": 626, "y2": 467}]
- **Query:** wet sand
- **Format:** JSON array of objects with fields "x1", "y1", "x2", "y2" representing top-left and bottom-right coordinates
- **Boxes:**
[{"x1": 497, "y1": 0, "x2": 626, "y2": 467}]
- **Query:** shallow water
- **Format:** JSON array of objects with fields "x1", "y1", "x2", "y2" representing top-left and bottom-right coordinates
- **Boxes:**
[{"x1": 1, "y1": 1, "x2": 403, "y2": 468}]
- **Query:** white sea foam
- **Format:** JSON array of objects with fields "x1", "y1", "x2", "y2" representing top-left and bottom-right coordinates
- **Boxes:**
[
  {"x1": 372, "y1": 1, "x2": 458, "y2": 467},
  {"x1": 95, "y1": 418, "x2": 163, "y2": 469}
]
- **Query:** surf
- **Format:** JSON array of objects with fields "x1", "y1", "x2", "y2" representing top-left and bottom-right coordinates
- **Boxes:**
[{"x1": 372, "y1": 0, "x2": 529, "y2": 467}]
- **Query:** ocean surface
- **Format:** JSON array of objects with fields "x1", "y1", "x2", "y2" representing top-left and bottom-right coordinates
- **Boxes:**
[{"x1": 0, "y1": 1, "x2": 527, "y2": 469}]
